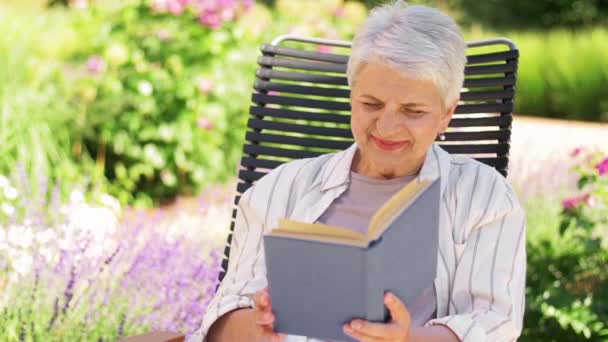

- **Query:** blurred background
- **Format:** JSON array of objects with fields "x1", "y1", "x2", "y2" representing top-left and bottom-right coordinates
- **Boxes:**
[{"x1": 0, "y1": 0, "x2": 606, "y2": 341}]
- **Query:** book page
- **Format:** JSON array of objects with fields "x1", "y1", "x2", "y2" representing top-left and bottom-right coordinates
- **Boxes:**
[
  {"x1": 272, "y1": 218, "x2": 366, "y2": 241},
  {"x1": 268, "y1": 230, "x2": 369, "y2": 248},
  {"x1": 367, "y1": 179, "x2": 433, "y2": 241}
]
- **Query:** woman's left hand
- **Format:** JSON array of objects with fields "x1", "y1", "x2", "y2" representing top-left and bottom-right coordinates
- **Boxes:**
[{"x1": 343, "y1": 292, "x2": 412, "y2": 342}]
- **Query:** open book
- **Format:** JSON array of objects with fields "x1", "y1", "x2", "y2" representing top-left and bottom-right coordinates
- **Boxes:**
[
  {"x1": 263, "y1": 178, "x2": 440, "y2": 342},
  {"x1": 267, "y1": 178, "x2": 435, "y2": 247}
]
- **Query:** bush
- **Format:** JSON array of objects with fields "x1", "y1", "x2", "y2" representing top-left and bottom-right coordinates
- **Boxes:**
[
  {"x1": 523, "y1": 148, "x2": 608, "y2": 340},
  {"x1": 58, "y1": 0, "x2": 367, "y2": 206},
  {"x1": 455, "y1": 0, "x2": 608, "y2": 30},
  {"x1": 61, "y1": 1, "x2": 260, "y2": 206}
]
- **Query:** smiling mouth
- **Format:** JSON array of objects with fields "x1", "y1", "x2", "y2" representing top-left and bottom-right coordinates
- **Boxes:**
[{"x1": 371, "y1": 136, "x2": 410, "y2": 151}]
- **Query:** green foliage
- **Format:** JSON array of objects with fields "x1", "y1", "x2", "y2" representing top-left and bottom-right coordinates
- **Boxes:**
[
  {"x1": 62, "y1": 2, "x2": 258, "y2": 206},
  {"x1": 0, "y1": 3, "x2": 105, "y2": 199},
  {"x1": 522, "y1": 150, "x2": 608, "y2": 341},
  {"x1": 353, "y1": 0, "x2": 607, "y2": 30},
  {"x1": 58, "y1": 0, "x2": 366, "y2": 206},
  {"x1": 454, "y1": 0, "x2": 608, "y2": 30},
  {"x1": 467, "y1": 28, "x2": 608, "y2": 122}
]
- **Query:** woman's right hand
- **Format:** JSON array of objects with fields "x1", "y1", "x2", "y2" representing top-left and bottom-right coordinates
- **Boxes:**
[{"x1": 252, "y1": 288, "x2": 287, "y2": 342}]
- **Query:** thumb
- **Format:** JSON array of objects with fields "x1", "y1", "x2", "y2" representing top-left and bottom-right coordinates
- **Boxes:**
[{"x1": 385, "y1": 292, "x2": 411, "y2": 326}]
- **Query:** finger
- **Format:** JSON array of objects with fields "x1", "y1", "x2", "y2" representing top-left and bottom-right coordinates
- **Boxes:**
[
  {"x1": 342, "y1": 324, "x2": 379, "y2": 342},
  {"x1": 253, "y1": 288, "x2": 270, "y2": 309},
  {"x1": 385, "y1": 292, "x2": 411, "y2": 326},
  {"x1": 255, "y1": 310, "x2": 275, "y2": 325},
  {"x1": 347, "y1": 319, "x2": 401, "y2": 339}
]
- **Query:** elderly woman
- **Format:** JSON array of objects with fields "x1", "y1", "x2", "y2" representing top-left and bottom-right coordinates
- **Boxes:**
[{"x1": 191, "y1": 1, "x2": 526, "y2": 341}]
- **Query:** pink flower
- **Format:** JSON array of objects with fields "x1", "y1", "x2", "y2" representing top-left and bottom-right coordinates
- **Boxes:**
[
  {"x1": 334, "y1": 6, "x2": 345, "y2": 18},
  {"x1": 582, "y1": 194, "x2": 596, "y2": 208},
  {"x1": 243, "y1": 0, "x2": 254, "y2": 10},
  {"x1": 570, "y1": 147, "x2": 583, "y2": 157},
  {"x1": 157, "y1": 29, "x2": 171, "y2": 41},
  {"x1": 220, "y1": 7, "x2": 235, "y2": 21},
  {"x1": 197, "y1": 117, "x2": 213, "y2": 130},
  {"x1": 316, "y1": 45, "x2": 334, "y2": 54},
  {"x1": 86, "y1": 56, "x2": 106, "y2": 74},
  {"x1": 562, "y1": 196, "x2": 581, "y2": 211},
  {"x1": 196, "y1": 78, "x2": 213, "y2": 95},
  {"x1": 199, "y1": 10, "x2": 222, "y2": 29},
  {"x1": 69, "y1": 0, "x2": 87, "y2": 9},
  {"x1": 168, "y1": 1, "x2": 184, "y2": 15},
  {"x1": 596, "y1": 157, "x2": 608, "y2": 176},
  {"x1": 267, "y1": 91, "x2": 281, "y2": 96},
  {"x1": 218, "y1": 0, "x2": 236, "y2": 7},
  {"x1": 150, "y1": 0, "x2": 168, "y2": 13}
]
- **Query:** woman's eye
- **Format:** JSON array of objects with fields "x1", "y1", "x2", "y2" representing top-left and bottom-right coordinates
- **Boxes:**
[
  {"x1": 363, "y1": 102, "x2": 381, "y2": 108},
  {"x1": 405, "y1": 109, "x2": 426, "y2": 117}
]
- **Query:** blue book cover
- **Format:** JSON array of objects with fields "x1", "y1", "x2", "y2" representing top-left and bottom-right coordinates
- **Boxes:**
[{"x1": 264, "y1": 178, "x2": 440, "y2": 342}]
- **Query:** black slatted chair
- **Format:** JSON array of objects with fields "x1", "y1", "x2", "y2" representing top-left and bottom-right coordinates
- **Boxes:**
[{"x1": 218, "y1": 35, "x2": 519, "y2": 285}]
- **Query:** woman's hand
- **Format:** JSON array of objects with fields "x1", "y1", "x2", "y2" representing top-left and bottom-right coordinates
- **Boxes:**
[
  {"x1": 252, "y1": 288, "x2": 287, "y2": 342},
  {"x1": 343, "y1": 292, "x2": 412, "y2": 342}
]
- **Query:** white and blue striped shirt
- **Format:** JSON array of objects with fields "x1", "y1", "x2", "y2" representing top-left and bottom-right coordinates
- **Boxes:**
[{"x1": 190, "y1": 142, "x2": 526, "y2": 342}]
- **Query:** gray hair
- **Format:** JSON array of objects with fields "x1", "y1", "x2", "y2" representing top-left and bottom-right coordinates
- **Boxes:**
[{"x1": 347, "y1": 1, "x2": 467, "y2": 108}]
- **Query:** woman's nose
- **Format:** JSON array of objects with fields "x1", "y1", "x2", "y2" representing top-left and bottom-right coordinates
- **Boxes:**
[{"x1": 375, "y1": 110, "x2": 403, "y2": 137}]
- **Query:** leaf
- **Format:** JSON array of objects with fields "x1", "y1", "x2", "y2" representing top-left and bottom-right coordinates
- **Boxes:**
[{"x1": 577, "y1": 175, "x2": 589, "y2": 190}]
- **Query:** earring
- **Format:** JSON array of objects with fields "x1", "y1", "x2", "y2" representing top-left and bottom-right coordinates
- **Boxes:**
[{"x1": 439, "y1": 133, "x2": 446, "y2": 141}]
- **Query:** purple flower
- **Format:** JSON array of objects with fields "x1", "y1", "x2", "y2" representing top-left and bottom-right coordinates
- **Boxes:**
[
  {"x1": 561, "y1": 196, "x2": 580, "y2": 211},
  {"x1": 596, "y1": 157, "x2": 608, "y2": 176},
  {"x1": 86, "y1": 56, "x2": 106, "y2": 74}
]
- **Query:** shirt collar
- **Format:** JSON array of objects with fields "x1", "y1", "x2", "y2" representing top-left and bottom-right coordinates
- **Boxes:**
[{"x1": 316, "y1": 142, "x2": 451, "y2": 192}]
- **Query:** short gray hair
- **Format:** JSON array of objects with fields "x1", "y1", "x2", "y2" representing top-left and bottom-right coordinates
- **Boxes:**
[{"x1": 347, "y1": 1, "x2": 467, "y2": 108}]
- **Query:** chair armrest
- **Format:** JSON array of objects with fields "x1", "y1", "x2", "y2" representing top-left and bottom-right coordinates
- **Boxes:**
[{"x1": 116, "y1": 331, "x2": 185, "y2": 342}]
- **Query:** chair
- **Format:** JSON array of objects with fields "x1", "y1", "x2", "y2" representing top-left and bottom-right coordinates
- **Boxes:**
[
  {"x1": 219, "y1": 35, "x2": 519, "y2": 284},
  {"x1": 126, "y1": 35, "x2": 519, "y2": 341}
]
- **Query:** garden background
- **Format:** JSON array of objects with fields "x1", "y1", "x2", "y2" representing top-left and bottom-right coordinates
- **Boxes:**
[{"x1": 0, "y1": 0, "x2": 607, "y2": 341}]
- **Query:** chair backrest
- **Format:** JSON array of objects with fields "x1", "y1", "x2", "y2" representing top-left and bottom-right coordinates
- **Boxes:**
[{"x1": 218, "y1": 35, "x2": 519, "y2": 284}]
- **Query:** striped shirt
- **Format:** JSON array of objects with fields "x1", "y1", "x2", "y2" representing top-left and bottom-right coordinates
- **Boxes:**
[{"x1": 189, "y1": 142, "x2": 527, "y2": 342}]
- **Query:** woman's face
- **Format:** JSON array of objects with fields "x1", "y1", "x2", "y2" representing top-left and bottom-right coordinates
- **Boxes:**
[{"x1": 350, "y1": 62, "x2": 456, "y2": 179}]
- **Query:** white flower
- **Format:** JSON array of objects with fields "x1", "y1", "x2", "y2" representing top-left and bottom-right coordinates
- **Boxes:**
[
  {"x1": 70, "y1": 190, "x2": 85, "y2": 204},
  {"x1": 0, "y1": 175, "x2": 9, "y2": 189},
  {"x1": 12, "y1": 252, "x2": 33, "y2": 277},
  {"x1": 99, "y1": 194, "x2": 121, "y2": 214},
  {"x1": 66, "y1": 203, "x2": 118, "y2": 245},
  {"x1": 4, "y1": 186, "x2": 17, "y2": 200},
  {"x1": 36, "y1": 228, "x2": 56, "y2": 245},
  {"x1": 138, "y1": 81, "x2": 153, "y2": 96},
  {"x1": 1, "y1": 203, "x2": 15, "y2": 217},
  {"x1": 0, "y1": 229, "x2": 7, "y2": 251},
  {"x1": 7, "y1": 225, "x2": 33, "y2": 249},
  {"x1": 39, "y1": 246, "x2": 57, "y2": 264}
]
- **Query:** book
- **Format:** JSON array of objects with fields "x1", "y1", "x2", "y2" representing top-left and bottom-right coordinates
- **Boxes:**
[{"x1": 263, "y1": 178, "x2": 440, "y2": 341}]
